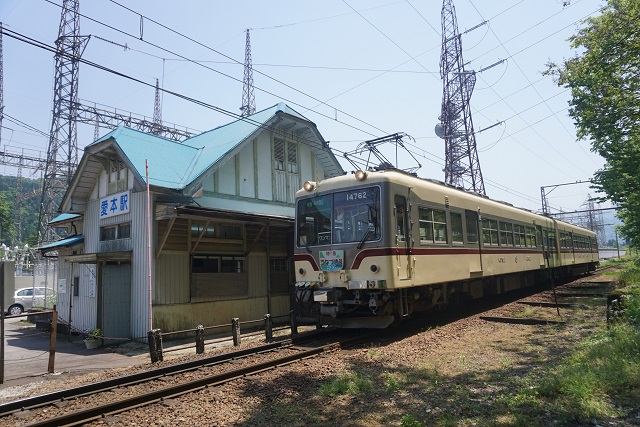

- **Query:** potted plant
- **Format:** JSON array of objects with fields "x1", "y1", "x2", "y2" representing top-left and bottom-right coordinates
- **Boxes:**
[{"x1": 83, "y1": 328, "x2": 102, "y2": 349}]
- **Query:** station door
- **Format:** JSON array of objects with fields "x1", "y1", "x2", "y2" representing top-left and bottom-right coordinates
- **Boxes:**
[{"x1": 102, "y1": 263, "x2": 131, "y2": 344}]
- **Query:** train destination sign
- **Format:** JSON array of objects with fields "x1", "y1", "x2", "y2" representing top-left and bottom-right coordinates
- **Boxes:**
[{"x1": 319, "y1": 250, "x2": 344, "y2": 272}]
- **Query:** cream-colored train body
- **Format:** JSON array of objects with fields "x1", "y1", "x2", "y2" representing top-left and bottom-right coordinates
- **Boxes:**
[{"x1": 294, "y1": 170, "x2": 599, "y2": 328}]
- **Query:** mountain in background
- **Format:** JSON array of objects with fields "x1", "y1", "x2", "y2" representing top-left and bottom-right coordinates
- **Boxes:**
[{"x1": 0, "y1": 175, "x2": 42, "y2": 246}]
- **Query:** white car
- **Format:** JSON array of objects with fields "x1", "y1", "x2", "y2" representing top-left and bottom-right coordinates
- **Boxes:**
[{"x1": 7, "y1": 287, "x2": 56, "y2": 315}]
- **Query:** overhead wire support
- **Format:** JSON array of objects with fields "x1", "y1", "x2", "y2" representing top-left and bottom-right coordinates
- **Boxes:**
[
  {"x1": 342, "y1": 133, "x2": 421, "y2": 174},
  {"x1": 436, "y1": 0, "x2": 486, "y2": 196}
]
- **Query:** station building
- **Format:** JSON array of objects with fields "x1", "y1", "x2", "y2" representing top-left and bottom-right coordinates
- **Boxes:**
[{"x1": 39, "y1": 103, "x2": 344, "y2": 342}]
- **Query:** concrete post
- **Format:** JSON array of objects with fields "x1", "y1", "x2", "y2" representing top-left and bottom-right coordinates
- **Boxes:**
[
  {"x1": 148, "y1": 329, "x2": 163, "y2": 363},
  {"x1": 264, "y1": 314, "x2": 273, "y2": 341},
  {"x1": 232, "y1": 318, "x2": 241, "y2": 346},
  {"x1": 290, "y1": 309, "x2": 298, "y2": 335},
  {"x1": 195, "y1": 324, "x2": 205, "y2": 354}
]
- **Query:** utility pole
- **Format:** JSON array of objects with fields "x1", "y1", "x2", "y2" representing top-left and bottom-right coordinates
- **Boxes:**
[
  {"x1": 38, "y1": 0, "x2": 89, "y2": 243},
  {"x1": 436, "y1": 0, "x2": 485, "y2": 195},
  {"x1": 240, "y1": 29, "x2": 255, "y2": 117}
]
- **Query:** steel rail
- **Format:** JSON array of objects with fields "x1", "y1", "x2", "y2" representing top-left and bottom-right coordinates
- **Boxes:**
[
  {"x1": 0, "y1": 328, "x2": 337, "y2": 417},
  {"x1": 21, "y1": 333, "x2": 376, "y2": 427}
]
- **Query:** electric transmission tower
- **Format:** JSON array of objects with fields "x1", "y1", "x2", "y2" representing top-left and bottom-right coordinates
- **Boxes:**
[
  {"x1": 152, "y1": 78, "x2": 162, "y2": 135},
  {"x1": 436, "y1": 0, "x2": 485, "y2": 195},
  {"x1": 240, "y1": 29, "x2": 255, "y2": 116},
  {"x1": 38, "y1": 0, "x2": 89, "y2": 243}
]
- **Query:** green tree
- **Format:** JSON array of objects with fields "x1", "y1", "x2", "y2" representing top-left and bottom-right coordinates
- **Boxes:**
[
  {"x1": 545, "y1": 0, "x2": 640, "y2": 247},
  {"x1": 0, "y1": 192, "x2": 12, "y2": 245}
]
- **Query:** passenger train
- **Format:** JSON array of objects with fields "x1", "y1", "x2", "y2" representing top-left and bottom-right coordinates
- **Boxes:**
[{"x1": 294, "y1": 169, "x2": 599, "y2": 328}]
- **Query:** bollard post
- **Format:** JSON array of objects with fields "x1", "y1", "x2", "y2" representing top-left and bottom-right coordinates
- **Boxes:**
[
  {"x1": 195, "y1": 324, "x2": 205, "y2": 354},
  {"x1": 264, "y1": 314, "x2": 273, "y2": 341},
  {"x1": 290, "y1": 309, "x2": 298, "y2": 335},
  {"x1": 232, "y1": 318, "x2": 241, "y2": 346},
  {"x1": 148, "y1": 329, "x2": 163, "y2": 363},
  {"x1": 48, "y1": 306, "x2": 58, "y2": 374}
]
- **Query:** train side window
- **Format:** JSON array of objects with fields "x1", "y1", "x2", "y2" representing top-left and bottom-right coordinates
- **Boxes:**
[
  {"x1": 525, "y1": 227, "x2": 536, "y2": 247},
  {"x1": 419, "y1": 207, "x2": 447, "y2": 244},
  {"x1": 536, "y1": 227, "x2": 543, "y2": 248},
  {"x1": 499, "y1": 222, "x2": 514, "y2": 246},
  {"x1": 514, "y1": 224, "x2": 526, "y2": 247},
  {"x1": 482, "y1": 218, "x2": 499, "y2": 246},
  {"x1": 395, "y1": 196, "x2": 406, "y2": 243},
  {"x1": 465, "y1": 210, "x2": 478, "y2": 244},
  {"x1": 450, "y1": 212, "x2": 463, "y2": 244}
]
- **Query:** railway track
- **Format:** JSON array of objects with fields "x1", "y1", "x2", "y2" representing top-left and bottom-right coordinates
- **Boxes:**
[{"x1": 2, "y1": 328, "x2": 378, "y2": 427}]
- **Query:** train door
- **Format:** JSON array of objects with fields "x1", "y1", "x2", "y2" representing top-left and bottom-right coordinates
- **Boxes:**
[{"x1": 394, "y1": 195, "x2": 411, "y2": 280}]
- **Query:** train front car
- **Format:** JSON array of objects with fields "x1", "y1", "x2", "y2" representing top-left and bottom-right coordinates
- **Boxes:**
[{"x1": 294, "y1": 171, "x2": 399, "y2": 328}]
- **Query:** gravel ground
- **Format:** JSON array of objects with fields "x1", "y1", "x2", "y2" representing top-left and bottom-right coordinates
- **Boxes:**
[{"x1": 2, "y1": 272, "x2": 636, "y2": 426}]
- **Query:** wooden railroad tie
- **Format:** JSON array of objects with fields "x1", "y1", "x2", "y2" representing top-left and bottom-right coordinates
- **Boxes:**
[
  {"x1": 518, "y1": 301, "x2": 590, "y2": 309},
  {"x1": 479, "y1": 316, "x2": 565, "y2": 325}
]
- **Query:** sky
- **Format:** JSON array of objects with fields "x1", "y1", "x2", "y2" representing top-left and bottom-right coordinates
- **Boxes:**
[{"x1": 0, "y1": 0, "x2": 612, "y2": 224}]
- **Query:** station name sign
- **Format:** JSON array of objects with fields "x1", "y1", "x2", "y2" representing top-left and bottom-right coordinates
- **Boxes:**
[{"x1": 100, "y1": 190, "x2": 130, "y2": 219}]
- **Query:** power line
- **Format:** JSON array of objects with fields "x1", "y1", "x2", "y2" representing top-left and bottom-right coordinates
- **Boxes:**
[
  {"x1": 98, "y1": 0, "x2": 389, "y2": 137},
  {"x1": 2, "y1": 27, "x2": 382, "y2": 171}
]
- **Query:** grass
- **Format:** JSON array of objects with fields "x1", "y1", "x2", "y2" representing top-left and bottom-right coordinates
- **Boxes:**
[
  {"x1": 501, "y1": 258, "x2": 640, "y2": 425},
  {"x1": 319, "y1": 370, "x2": 374, "y2": 397}
]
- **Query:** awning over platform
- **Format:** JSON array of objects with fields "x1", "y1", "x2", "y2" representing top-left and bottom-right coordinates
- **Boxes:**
[
  {"x1": 37, "y1": 235, "x2": 84, "y2": 253},
  {"x1": 64, "y1": 251, "x2": 132, "y2": 264}
]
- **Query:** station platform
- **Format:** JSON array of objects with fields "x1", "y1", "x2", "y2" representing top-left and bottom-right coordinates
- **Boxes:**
[{"x1": 0, "y1": 317, "x2": 149, "y2": 397}]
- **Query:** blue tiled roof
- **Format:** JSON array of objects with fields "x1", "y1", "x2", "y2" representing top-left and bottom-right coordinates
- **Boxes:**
[{"x1": 90, "y1": 103, "x2": 310, "y2": 190}]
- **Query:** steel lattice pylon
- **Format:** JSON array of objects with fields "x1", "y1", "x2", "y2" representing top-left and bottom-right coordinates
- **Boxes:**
[
  {"x1": 240, "y1": 29, "x2": 255, "y2": 117},
  {"x1": 438, "y1": 0, "x2": 485, "y2": 195},
  {"x1": 38, "y1": 0, "x2": 89, "y2": 243},
  {"x1": 152, "y1": 78, "x2": 163, "y2": 135}
]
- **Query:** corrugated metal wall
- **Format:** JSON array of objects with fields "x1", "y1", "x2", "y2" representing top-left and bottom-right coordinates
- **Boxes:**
[{"x1": 130, "y1": 190, "x2": 154, "y2": 339}]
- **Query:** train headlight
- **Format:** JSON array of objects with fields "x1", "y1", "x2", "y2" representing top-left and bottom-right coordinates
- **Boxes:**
[
  {"x1": 370, "y1": 264, "x2": 379, "y2": 273},
  {"x1": 298, "y1": 268, "x2": 306, "y2": 275},
  {"x1": 355, "y1": 170, "x2": 367, "y2": 181},
  {"x1": 303, "y1": 181, "x2": 316, "y2": 192}
]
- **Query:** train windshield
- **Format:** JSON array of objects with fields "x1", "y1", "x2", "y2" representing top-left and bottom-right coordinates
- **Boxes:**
[{"x1": 297, "y1": 186, "x2": 380, "y2": 247}]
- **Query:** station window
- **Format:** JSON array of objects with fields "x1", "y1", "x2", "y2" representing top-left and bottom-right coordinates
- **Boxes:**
[
  {"x1": 192, "y1": 255, "x2": 245, "y2": 273},
  {"x1": 100, "y1": 223, "x2": 131, "y2": 241},
  {"x1": 191, "y1": 222, "x2": 215, "y2": 238},
  {"x1": 419, "y1": 207, "x2": 447, "y2": 244},
  {"x1": 270, "y1": 258, "x2": 287, "y2": 272},
  {"x1": 450, "y1": 212, "x2": 464, "y2": 244},
  {"x1": 100, "y1": 226, "x2": 116, "y2": 241},
  {"x1": 482, "y1": 218, "x2": 499, "y2": 246},
  {"x1": 219, "y1": 225, "x2": 242, "y2": 239},
  {"x1": 499, "y1": 222, "x2": 514, "y2": 246}
]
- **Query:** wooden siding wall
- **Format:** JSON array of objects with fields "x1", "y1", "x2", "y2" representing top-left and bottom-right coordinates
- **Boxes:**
[
  {"x1": 157, "y1": 219, "x2": 188, "y2": 252},
  {"x1": 155, "y1": 252, "x2": 189, "y2": 304},
  {"x1": 152, "y1": 294, "x2": 291, "y2": 333}
]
